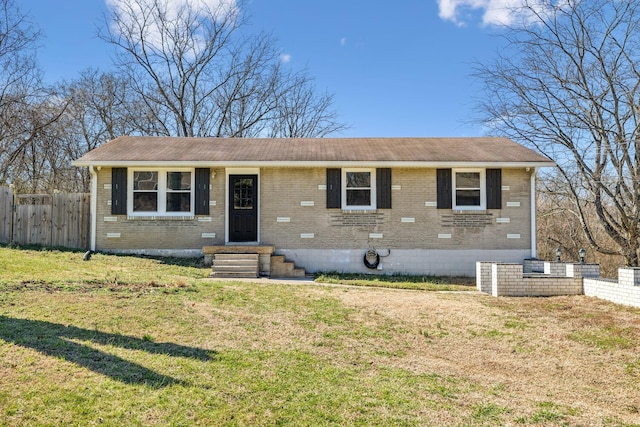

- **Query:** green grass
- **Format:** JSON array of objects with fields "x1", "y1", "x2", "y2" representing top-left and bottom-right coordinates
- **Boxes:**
[
  {"x1": 569, "y1": 325, "x2": 636, "y2": 350},
  {"x1": 0, "y1": 247, "x2": 482, "y2": 425},
  {"x1": 0, "y1": 247, "x2": 489, "y2": 426},
  {"x1": 314, "y1": 272, "x2": 474, "y2": 291},
  {"x1": 1, "y1": 247, "x2": 639, "y2": 426},
  {"x1": 0, "y1": 245, "x2": 208, "y2": 290},
  {"x1": 471, "y1": 402, "x2": 511, "y2": 423},
  {"x1": 0, "y1": 246, "x2": 473, "y2": 292},
  {"x1": 514, "y1": 401, "x2": 579, "y2": 425},
  {"x1": 0, "y1": 287, "x2": 476, "y2": 424}
]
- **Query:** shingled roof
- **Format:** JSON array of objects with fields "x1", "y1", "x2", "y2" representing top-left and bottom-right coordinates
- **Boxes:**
[{"x1": 73, "y1": 136, "x2": 554, "y2": 167}]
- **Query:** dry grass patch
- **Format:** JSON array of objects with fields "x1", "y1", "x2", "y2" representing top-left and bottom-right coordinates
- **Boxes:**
[
  {"x1": 314, "y1": 272, "x2": 475, "y2": 291},
  {"x1": 333, "y1": 288, "x2": 640, "y2": 425}
]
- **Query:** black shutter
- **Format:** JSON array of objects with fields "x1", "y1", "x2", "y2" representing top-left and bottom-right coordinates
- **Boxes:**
[
  {"x1": 486, "y1": 168, "x2": 502, "y2": 209},
  {"x1": 436, "y1": 169, "x2": 452, "y2": 209},
  {"x1": 195, "y1": 168, "x2": 210, "y2": 215},
  {"x1": 376, "y1": 168, "x2": 392, "y2": 209},
  {"x1": 111, "y1": 167, "x2": 127, "y2": 215},
  {"x1": 326, "y1": 168, "x2": 341, "y2": 208}
]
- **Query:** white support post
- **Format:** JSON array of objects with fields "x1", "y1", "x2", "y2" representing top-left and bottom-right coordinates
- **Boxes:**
[
  {"x1": 530, "y1": 168, "x2": 537, "y2": 259},
  {"x1": 89, "y1": 166, "x2": 97, "y2": 251}
]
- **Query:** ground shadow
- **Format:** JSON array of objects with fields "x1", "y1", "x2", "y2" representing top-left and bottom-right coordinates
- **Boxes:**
[
  {"x1": 92, "y1": 251, "x2": 206, "y2": 268},
  {"x1": 0, "y1": 315, "x2": 216, "y2": 388}
]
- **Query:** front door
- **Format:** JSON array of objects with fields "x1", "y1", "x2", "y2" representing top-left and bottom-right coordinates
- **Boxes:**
[{"x1": 229, "y1": 175, "x2": 258, "y2": 242}]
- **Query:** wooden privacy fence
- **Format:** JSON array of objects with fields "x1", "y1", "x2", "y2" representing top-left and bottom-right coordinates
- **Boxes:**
[{"x1": 0, "y1": 186, "x2": 90, "y2": 249}]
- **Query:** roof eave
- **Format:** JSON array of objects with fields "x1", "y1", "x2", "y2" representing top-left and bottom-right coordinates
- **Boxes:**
[{"x1": 72, "y1": 160, "x2": 556, "y2": 168}]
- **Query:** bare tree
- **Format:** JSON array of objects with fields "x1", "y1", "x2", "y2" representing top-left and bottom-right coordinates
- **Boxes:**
[
  {"x1": 477, "y1": 0, "x2": 640, "y2": 266},
  {"x1": 62, "y1": 70, "x2": 137, "y2": 147},
  {"x1": 3, "y1": 96, "x2": 69, "y2": 193},
  {"x1": 53, "y1": 70, "x2": 144, "y2": 191},
  {"x1": 100, "y1": 0, "x2": 345, "y2": 138},
  {"x1": 0, "y1": 0, "x2": 50, "y2": 186},
  {"x1": 268, "y1": 76, "x2": 346, "y2": 138},
  {"x1": 6, "y1": 70, "x2": 140, "y2": 193},
  {"x1": 536, "y1": 177, "x2": 625, "y2": 277}
]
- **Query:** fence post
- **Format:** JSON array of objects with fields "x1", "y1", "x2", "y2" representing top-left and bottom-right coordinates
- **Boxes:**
[{"x1": 0, "y1": 186, "x2": 13, "y2": 244}]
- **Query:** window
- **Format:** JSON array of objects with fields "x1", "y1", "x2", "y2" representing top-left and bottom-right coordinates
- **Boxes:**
[
  {"x1": 452, "y1": 169, "x2": 485, "y2": 210},
  {"x1": 166, "y1": 172, "x2": 192, "y2": 212},
  {"x1": 342, "y1": 168, "x2": 376, "y2": 209},
  {"x1": 233, "y1": 178, "x2": 254, "y2": 210},
  {"x1": 133, "y1": 171, "x2": 159, "y2": 212},
  {"x1": 128, "y1": 169, "x2": 194, "y2": 216},
  {"x1": 437, "y1": 168, "x2": 502, "y2": 210},
  {"x1": 327, "y1": 168, "x2": 391, "y2": 210}
]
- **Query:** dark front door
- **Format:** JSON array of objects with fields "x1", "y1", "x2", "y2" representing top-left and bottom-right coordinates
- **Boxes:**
[{"x1": 229, "y1": 175, "x2": 258, "y2": 242}]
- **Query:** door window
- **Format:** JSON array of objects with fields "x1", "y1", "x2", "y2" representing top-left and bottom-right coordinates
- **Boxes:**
[{"x1": 233, "y1": 178, "x2": 254, "y2": 210}]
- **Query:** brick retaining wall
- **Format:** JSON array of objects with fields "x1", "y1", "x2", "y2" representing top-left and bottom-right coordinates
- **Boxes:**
[
  {"x1": 583, "y1": 268, "x2": 640, "y2": 308},
  {"x1": 478, "y1": 261, "x2": 640, "y2": 308},
  {"x1": 488, "y1": 262, "x2": 582, "y2": 297}
]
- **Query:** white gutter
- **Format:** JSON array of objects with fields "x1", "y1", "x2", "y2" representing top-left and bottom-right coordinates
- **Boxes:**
[
  {"x1": 89, "y1": 166, "x2": 97, "y2": 251},
  {"x1": 530, "y1": 168, "x2": 537, "y2": 258}
]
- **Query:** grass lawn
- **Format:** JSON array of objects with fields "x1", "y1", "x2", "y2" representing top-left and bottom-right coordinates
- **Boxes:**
[
  {"x1": 313, "y1": 272, "x2": 475, "y2": 291},
  {"x1": 1, "y1": 247, "x2": 640, "y2": 426}
]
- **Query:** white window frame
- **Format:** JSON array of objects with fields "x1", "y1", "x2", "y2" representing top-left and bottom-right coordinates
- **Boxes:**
[
  {"x1": 342, "y1": 168, "x2": 376, "y2": 210},
  {"x1": 452, "y1": 168, "x2": 486, "y2": 210},
  {"x1": 127, "y1": 168, "x2": 195, "y2": 216}
]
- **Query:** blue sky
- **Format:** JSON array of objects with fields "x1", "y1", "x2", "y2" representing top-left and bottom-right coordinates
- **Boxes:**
[{"x1": 21, "y1": 0, "x2": 516, "y2": 137}]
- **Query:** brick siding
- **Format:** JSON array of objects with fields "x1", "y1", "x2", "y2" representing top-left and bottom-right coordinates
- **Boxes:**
[
  {"x1": 94, "y1": 166, "x2": 533, "y2": 256},
  {"x1": 259, "y1": 167, "x2": 532, "y2": 251}
]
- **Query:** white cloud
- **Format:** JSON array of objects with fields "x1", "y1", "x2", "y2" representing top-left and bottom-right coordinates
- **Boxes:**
[
  {"x1": 279, "y1": 53, "x2": 291, "y2": 63},
  {"x1": 105, "y1": 0, "x2": 238, "y2": 51},
  {"x1": 340, "y1": 37, "x2": 347, "y2": 46},
  {"x1": 436, "y1": 0, "x2": 556, "y2": 26},
  {"x1": 106, "y1": 0, "x2": 237, "y2": 18}
]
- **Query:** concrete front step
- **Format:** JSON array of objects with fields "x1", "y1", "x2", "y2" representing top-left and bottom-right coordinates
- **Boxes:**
[
  {"x1": 214, "y1": 260, "x2": 259, "y2": 266},
  {"x1": 213, "y1": 265, "x2": 259, "y2": 272},
  {"x1": 211, "y1": 272, "x2": 259, "y2": 278},
  {"x1": 270, "y1": 255, "x2": 306, "y2": 278},
  {"x1": 208, "y1": 251, "x2": 306, "y2": 279},
  {"x1": 214, "y1": 253, "x2": 260, "y2": 260},
  {"x1": 211, "y1": 253, "x2": 259, "y2": 278}
]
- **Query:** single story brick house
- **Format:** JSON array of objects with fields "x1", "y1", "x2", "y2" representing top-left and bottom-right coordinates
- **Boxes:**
[{"x1": 73, "y1": 136, "x2": 554, "y2": 276}]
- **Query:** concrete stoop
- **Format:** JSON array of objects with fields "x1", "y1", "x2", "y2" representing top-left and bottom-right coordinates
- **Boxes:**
[
  {"x1": 211, "y1": 253, "x2": 259, "y2": 278},
  {"x1": 205, "y1": 245, "x2": 306, "y2": 278},
  {"x1": 270, "y1": 255, "x2": 306, "y2": 278}
]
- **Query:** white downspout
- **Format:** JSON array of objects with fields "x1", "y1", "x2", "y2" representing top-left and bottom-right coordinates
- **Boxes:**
[
  {"x1": 530, "y1": 168, "x2": 537, "y2": 258},
  {"x1": 89, "y1": 166, "x2": 97, "y2": 251}
]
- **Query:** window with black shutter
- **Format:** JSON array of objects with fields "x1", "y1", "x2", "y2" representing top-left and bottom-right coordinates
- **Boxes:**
[
  {"x1": 327, "y1": 168, "x2": 391, "y2": 209},
  {"x1": 436, "y1": 168, "x2": 502, "y2": 210},
  {"x1": 123, "y1": 168, "x2": 197, "y2": 216}
]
